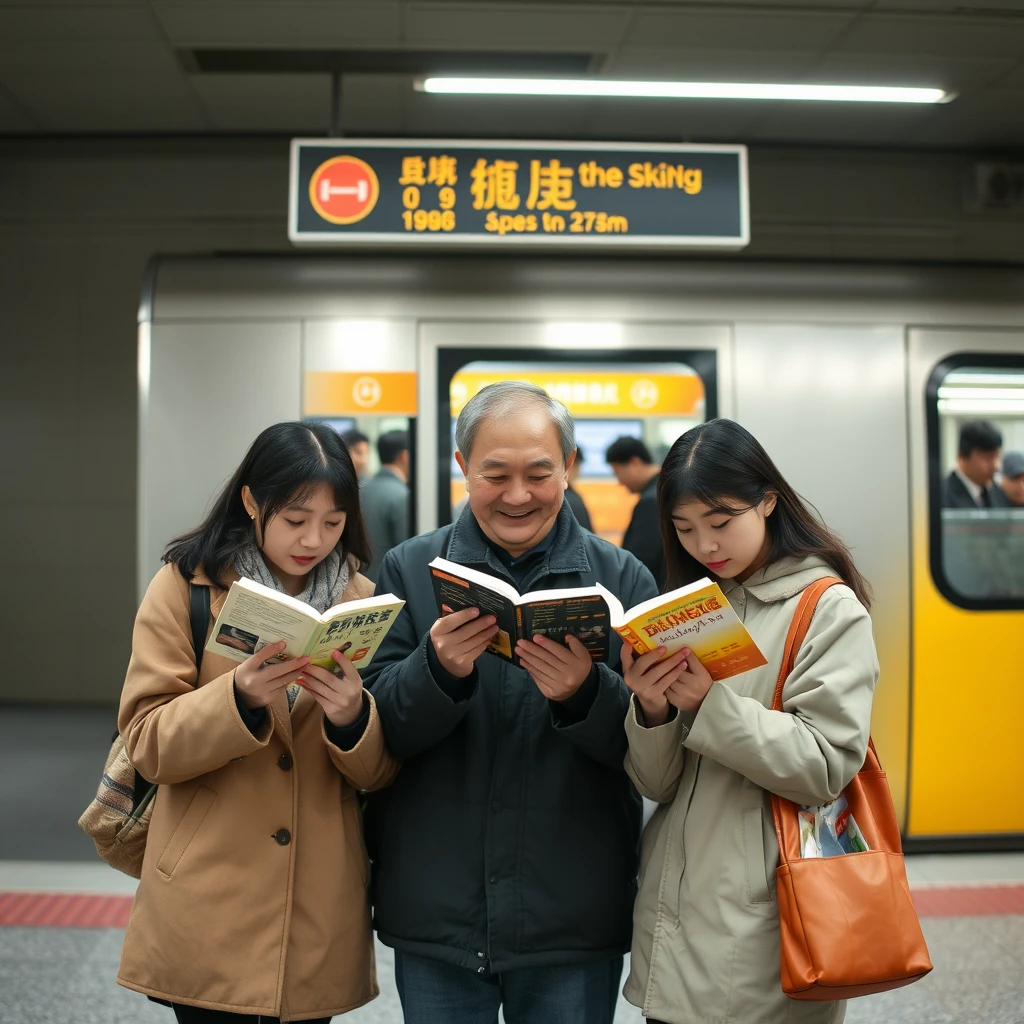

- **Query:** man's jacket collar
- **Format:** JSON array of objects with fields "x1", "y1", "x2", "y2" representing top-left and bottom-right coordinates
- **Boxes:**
[{"x1": 447, "y1": 502, "x2": 591, "y2": 582}]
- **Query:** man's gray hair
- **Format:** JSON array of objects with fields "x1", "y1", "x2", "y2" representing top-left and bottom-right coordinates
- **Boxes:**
[{"x1": 455, "y1": 381, "x2": 576, "y2": 464}]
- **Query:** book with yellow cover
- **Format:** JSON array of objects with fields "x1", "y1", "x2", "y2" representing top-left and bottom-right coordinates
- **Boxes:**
[
  {"x1": 206, "y1": 577, "x2": 405, "y2": 671},
  {"x1": 594, "y1": 578, "x2": 767, "y2": 681}
]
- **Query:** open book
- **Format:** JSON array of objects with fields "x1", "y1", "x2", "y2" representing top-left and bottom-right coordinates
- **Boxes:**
[
  {"x1": 595, "y1": 578, "x2": 767, "y2": 681},
  {"x1": 206, "y1": 577, "x2": 405, "y2": 671},
  {"x1": 428, "y1": 557, "x2": 612, "y2": 665}
]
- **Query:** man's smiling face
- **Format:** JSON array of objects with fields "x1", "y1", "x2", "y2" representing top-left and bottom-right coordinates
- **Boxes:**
[{"x1": 456, "y1": 404, "x2": 573, "y2": 558}]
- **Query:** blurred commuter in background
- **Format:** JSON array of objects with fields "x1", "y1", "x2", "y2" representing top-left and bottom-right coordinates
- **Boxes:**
[
  {"x1": 942, "y1": 420, "x2": 1006, "y2": 508},
  {"x1": 606, "y1": 435, "x2": 665, "y2": 588},
  {"x1": 361, "y1": 429, "x2": 411, "y2": 582},
  {"x1": 564, "y1": 445, "x2": 593, "y2": 531},
  {"x1": 341, "y1": 427, "x2": 371, "y2": 481},
  {"x1": 997, "y1": 451, "x2": 1024, "y2": 507}
]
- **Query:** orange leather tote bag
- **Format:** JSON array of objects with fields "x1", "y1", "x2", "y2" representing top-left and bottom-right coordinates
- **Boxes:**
[{"x1": 771, "y1": 578, "x2": 933, "y2": 1000}]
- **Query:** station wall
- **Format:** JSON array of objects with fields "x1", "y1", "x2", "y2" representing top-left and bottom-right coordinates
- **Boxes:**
[{"x1": 0, "y1": 135, "x2": 1021, "y2": 705}]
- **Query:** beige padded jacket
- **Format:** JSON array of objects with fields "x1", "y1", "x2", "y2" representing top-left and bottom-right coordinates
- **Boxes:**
[{"x1": 623, "y1": 556, "x2": 878, "y2": 1024}]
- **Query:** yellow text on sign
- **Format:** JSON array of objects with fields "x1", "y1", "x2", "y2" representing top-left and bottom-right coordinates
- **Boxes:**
[
  {"x1": 450, "y1": 371, "x2": 704, "y2": 418},
  {"x1": 304, "y1": 371, "x2": 418, "y2": 417}
]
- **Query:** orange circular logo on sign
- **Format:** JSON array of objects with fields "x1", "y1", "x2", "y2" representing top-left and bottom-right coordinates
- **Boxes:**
[{"x1": 308, "y1": 156, "x2": 379, "y2": 225}]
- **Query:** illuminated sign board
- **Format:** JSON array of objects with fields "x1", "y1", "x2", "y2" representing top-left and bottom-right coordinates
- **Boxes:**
[{"x1": 289, "y1": 139, "x2": 748, "y2": 249}]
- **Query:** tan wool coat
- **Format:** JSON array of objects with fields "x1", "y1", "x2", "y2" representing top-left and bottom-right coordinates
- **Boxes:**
[
  {"x1": 623, "y1": 557, "x2": 878, "y2": 1024},
  {"x1": 117, "y1": 560, "x2": 400, "y2": 1021}
]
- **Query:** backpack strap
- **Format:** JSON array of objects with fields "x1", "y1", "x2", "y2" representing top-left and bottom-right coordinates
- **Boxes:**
[
  {"x1": 130, "y1": 581, "x2": 209, "y2": 811},
  {"x1": 189, "y1": 581, "x2": 211, "y2": 675}
]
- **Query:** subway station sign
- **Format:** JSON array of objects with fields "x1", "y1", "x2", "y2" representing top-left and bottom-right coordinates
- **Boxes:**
[{"x1": 289, "y1": 139, "x2": 748, "y2": 249}]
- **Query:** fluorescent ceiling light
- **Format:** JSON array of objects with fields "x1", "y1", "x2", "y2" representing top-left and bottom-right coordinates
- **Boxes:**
[{"x1": 419, "y1": 77, "x2": 951, "y2": 104}]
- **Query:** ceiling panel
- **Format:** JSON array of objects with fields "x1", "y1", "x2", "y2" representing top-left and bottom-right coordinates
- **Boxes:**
[
  {"x1": 0, "y1": 40, "x2": 182, "y2": 77},
  {"x1": 992, "y1": 61, "x2": 1024, "y2": 89},
  {"x1": 338, "y1": 73, "x2": 406, "y2": 134},
  {"x1": 625, "y1": 9, "x2": 854, "y2": 49},
  {"x1": 806, "y1": 52, "x2": 1015, "y2": 93},
  {"x1": 404, "y1": 3, "x2": 629, "y2": 48},
  {"x1": 608, "y1": 47, "x2": 820, "y2": 80},
  {"x1": 403, "y1": 92, "x2": 605, "y2": 137},
  {"x1": 153, "y1": 2, "x2": 400, "y2": 47},
  {"x1": 910, "y1": 89, "x2": 1024, "y2": 146},
  {"x1": 836, "y1": 13, "x2": 1024, "y2": 57},
  {"x1": 0, "y1": 6, "x2": 159, "y2": 44},
  {"x1": 192, "y1": 73, "x2": 332, "y2": 131},
  {"x1": 5, "y1": 72, "x2": 206, "y2": 132},
  {"x1": 577, "y1": 98, "x2": 764, "y2": 141},
  {"x1": 0, "y1": 86, "x2": 39, "y2": 132},
  {"x1": 748, "y1": 101, "x2": 945, "y2": 146}
]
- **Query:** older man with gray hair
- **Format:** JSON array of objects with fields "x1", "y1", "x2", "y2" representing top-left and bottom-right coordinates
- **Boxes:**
[{"x1": 363, "y1": 381, "x2": 658, "y2": 1024}]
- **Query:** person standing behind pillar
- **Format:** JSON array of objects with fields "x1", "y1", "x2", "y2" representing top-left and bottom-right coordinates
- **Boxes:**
[
  {"x1": 361, "y1": 430, "x2": 411, "y2": 582},
  {"x1": 606, "y1": 435, "x2": 665, "y2": 589},
  {"x1": 564, "y1": 446, "x2": 593, "y2": 531},
  {"x1": 362, "y1": 381, "x2": 659, "y2": 1024},
  {"x1": 341, "y1": 428, "x2": 371, "y2": 482},
  {"x1": 942, "y1": 420, "x2": 1007, "y2": 508}
]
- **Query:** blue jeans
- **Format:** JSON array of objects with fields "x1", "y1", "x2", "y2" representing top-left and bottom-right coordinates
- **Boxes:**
[{"x1": 394, "y1": 951, "x2": 623, "y2": 1024}]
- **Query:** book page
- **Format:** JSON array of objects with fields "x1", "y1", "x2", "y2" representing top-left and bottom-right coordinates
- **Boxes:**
[
  {"x1": 429, "y1": 562, "x2": 519, "y2": 661},
  {"x1": 206, "y1": 584, "x2": 318, "y2": 665},
  {"x1": 614, "y1": 580, "x2": 768, "y2": 681},
  {"x1": 305, "y1": 597, "x2": 406, "y2": 670},
  {"x1": 520, "y1": 593, "x2": 610, "y2": 662}
]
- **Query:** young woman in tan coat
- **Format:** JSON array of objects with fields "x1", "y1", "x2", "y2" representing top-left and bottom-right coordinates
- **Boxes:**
[
  {"x1": 620, "y1": 419, "x2": 878, "y2": 1024},
  {"x1": 117, "y1": 421, "x2": 400, "y2": 1023}
]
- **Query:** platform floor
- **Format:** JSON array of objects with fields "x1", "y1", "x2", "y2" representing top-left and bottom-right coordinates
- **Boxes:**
[{"x1": 2, "y1": 707, "x2": 1023, "y2": 1023}]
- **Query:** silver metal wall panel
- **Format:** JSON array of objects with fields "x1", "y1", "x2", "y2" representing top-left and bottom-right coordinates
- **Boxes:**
[
  {"x1": 733, "y1": 323, "x2": 911, "y2": 820},
  {"x1": 138, "y1": 320, "x2": 302, "y2": 597}
]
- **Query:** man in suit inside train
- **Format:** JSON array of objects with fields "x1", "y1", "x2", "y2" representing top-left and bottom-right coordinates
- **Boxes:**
[
  {"x1": 362, "y1": 381, "x2": 657, "y2": 1024},
  {"x1": 605, "y1": 435, "x2": 665, "y2": 588},
  {"x1": 942, "y1": 420, "x2": 1008, "y2": 509},
  {"x1": 997, "y1": 450, "x2": 1024, "y2": 507}
]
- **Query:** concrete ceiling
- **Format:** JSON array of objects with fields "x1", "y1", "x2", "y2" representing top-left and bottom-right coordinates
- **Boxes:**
[{"x1": 0, "y1": 1, "x2": 1022, "y2": 149}]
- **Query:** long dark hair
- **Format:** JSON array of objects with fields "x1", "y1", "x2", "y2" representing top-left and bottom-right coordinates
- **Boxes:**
[
  {"x1": 658, "y1": 419, "x2": 872, "y2": 608},
  {"x1": 164, "y1": 421, "x2": 371, "y2": 588}
]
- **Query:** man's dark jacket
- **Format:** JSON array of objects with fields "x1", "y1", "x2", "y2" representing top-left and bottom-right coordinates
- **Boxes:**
[
  {"x1": 942, "y1": 471, "x2": 1008, "y2": 509},
  {"x1": 622, "y1": 474, "x2": 665, "y2": 589},
  {"x1": 363, "y1": 503, "x2": 657, "y2": 973}
]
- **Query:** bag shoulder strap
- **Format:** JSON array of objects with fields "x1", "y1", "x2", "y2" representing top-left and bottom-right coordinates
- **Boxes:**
[
  {"x1": 189, "y1": 581, "x2": 211, "y2": 675},
  {"x1": 770, "y1": 576, "x2": 843, "y2": 712}
]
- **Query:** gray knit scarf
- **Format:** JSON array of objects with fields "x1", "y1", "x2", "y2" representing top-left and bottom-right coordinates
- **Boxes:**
[{"x1": 233, "y1": 543, "x2": 350, "y2": 613}]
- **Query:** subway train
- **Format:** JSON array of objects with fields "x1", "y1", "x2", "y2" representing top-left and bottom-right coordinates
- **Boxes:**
[{"x1": 138, "y1": 255, "x2": 1024, "y2": 848}]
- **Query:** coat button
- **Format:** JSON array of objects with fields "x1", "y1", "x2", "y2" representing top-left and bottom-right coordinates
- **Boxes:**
[
  {"x1": 489, "y1": 874, "x2": 497, "y2": 884},
  {"x1": 277, "y1": 753, "x2": 293, "y2": 771},
  {"x1": 477, "y1": 951, "x2": 485, "y2": 959},
  {"x1": 477, "y1": 966, "x2": 486, "y2": 974},
  {"x1": 272, "y1": 829, "x2": 291, "y2": 845}
]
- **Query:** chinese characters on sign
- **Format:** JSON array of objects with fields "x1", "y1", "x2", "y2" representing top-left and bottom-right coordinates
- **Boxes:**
[{"x1": 290, "y1": 141, "x2": 747, "y2": 247}]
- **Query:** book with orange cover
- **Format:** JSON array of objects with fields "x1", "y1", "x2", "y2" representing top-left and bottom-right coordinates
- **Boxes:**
[{"x1": 594, "y1": 578, "x2": 767, "y2": 681}]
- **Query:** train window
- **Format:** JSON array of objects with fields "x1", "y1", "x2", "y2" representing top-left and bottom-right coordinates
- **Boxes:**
[{"x1": 928, "y1": 357, "x2": 1024, "y2": 609}]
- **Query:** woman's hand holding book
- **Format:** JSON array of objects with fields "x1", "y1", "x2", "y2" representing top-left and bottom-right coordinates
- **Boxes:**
[
  {"x1": 297, "y1": 648, "x2": 366, "y2": 728},
  {"x1": 234, "y1": 641, "x2": 311, "y2": 710},
  {"x1": 621, "y1": 644, "x2": 688, "y2": 728}
]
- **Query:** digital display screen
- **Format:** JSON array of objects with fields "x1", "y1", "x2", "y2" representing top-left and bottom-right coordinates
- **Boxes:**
[{"x1": 574, "y1": 420, "x2": 644, "y2": 478}]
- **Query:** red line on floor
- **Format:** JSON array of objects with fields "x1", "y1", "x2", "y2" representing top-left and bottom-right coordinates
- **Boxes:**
[{"x1": 0, "y1": 885, "x2": 1022, "y2": 927}]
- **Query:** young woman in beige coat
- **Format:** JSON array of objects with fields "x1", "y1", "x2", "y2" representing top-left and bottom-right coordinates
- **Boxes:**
[
  {"x1": 620, "y1": 419, "x2": 878, "y2": 1024},
  {"x1": 117, "y1": 421, "x2": 400, "y2": 1023}
]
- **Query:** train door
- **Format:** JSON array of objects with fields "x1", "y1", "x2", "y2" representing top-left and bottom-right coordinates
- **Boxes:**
[
  {"x1": 908, "y1": 328, "x2": 1024, "y2": 845},
  {"x1": 414, "y1": 321, "x2": 732, "y2": 536}
]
